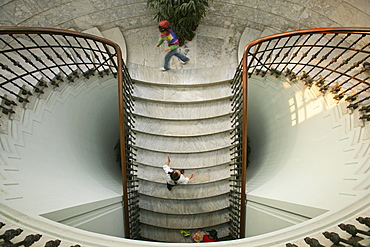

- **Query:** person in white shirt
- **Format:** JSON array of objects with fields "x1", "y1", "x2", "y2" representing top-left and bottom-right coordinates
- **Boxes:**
[{"x1": 163, "y1": 156, "x2": 194, "y2": 191}]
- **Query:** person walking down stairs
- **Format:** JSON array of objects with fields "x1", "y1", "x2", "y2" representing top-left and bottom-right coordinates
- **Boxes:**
[{"x1": 163, "y1": 156, "x2": 194, "y2": 191}]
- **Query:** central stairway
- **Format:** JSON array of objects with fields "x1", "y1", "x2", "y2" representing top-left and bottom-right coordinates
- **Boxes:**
[{"x1": 132, "y1": 79, "x2": 234, "y2": 242}]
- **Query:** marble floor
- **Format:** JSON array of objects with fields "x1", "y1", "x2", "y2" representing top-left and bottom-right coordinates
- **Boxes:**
[{"x1": 125, "y1": 25, "x2": 241, "y2": 84}]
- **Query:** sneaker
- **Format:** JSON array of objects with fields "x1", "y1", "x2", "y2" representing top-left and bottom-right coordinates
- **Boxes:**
[
  {"x1": 160, "y1": 67, "x2": 169, "y2": 71},
  {"x1": 181, "y1": 59, "x2": 190, "y2": 65}
]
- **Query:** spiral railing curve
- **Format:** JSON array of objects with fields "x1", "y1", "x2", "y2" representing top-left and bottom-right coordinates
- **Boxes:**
[
  {"x1": 0, "y1": 27, "x2": 137, "y2": 238},
  {"x1": 229, "y1": 27, "x2": 370, "y2": 238}
]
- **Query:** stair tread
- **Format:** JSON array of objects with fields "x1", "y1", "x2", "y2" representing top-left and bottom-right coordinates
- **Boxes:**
[
  {"x1": 135, "y1": 148, "x2": 232, "y2": 169},
  {"x1": 134, "y1": 131, "x2": 232, "y2": 153},
  {"x1": 139, "y1": 223, "x2": 229, "y2": 243},
  {"x1": 137, "y1": 163, "x2": 231, "y2": 184},
  {"x1": 140, "y1": 208, "x2": 229, "y2": 229},
  {"x1": 133, "y1": 80, "x2": 232, "y2": 102},
  {"x1": 139, "y1": 194, "x2": 229, "y2": 214},
  {"x1": 133, "y1": 98, "x2": 232, "y2": 120},
  {"x1": 138, "y1": 179, "x2": 230, "y2": 199},
  {"x1": 134, "y1": 114, "x2": 232, "y2": 136}
]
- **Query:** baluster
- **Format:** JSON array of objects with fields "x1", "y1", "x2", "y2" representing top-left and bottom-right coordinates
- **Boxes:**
[
  {"x1": 44, "y1": 239, "x2": 61, "y2": 247},
  {"x1": 4, "y1": 35, "x2": 55, "y2": 83},
  {"x1": 61, "y1": 36, "x2": 90, "y2": 73},
  {"x1": 359, "y1": 114, "x2": 370, "y2": 121},
  {"x1": 304, "y1": 237, "x2": 325, "y2": 247},
  {"x1": 276, "y1": 35, "x2": 303, "y2": 73},
  {"x1": 347, "y1": 93, "x2": 370, "y2": 110},
  {"x1": 339, "y1": 223, "x2": 370, "y2": 239},
  {"x1": 285, "y1": 243, "x2": 298, "y2": 247},
  {"x1": 0, "y1": 228, "x2": 23, "y2": 242},
  {"x1": 13, "y1": 234, "x2": 42, "y2": 247},
  {"x1": 296, "y1": 33, "x2": 339, "y2": 76},
  {"x1": 92, "y1": 40, "x2": 111, "y2": 76},
  {"x1": 73, "y1": 37, "x2": 99, "y2": 74},
  {"x1": 356, "y1": 217, "x2": 370, "y2": 228},
  {"x1": 285, "y1": 68, "x2": 297, "y2": 82},
  {"x1": 289, "y1": 34, "x2": 326, "y2": 73},
  {"x1": 38, "y1": 34, "x2": 76, "y2": 77},
  {"x1": 300, "y1": 71, "x2": 314, "y2": 87},
  {"x1": 323, "y1": 231, "x2": 365, "y2": 247}
]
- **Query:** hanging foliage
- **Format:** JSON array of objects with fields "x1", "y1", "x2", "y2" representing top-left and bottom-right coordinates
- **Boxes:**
[{"x1": 147, "y1": 0, "x2": 210, "y2": 45}]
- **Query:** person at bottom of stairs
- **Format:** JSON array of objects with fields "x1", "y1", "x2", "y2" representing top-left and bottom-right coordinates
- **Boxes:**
[
  {"x1": 163, "y1": 156, "x2": 194, "y2": 191},
  {"x1": 203, "y1": 229, "x2": 218, "y2": 242}
]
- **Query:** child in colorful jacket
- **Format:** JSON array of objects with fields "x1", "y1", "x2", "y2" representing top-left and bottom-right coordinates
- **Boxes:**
[{"x1": 156, "y1": 20, "x2": 190, "y2": 71}]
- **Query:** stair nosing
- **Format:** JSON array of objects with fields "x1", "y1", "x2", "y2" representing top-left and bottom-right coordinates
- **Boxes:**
[
  {"x1": 140, "y1": 207, "x2": 230, "y2": 217},
  {"x1": 133, "y1": 112, "x2": 232, "y2": 121},
  {"x1": 133, "y1": 95, "x2": 232, "y2": 104},
  {"x1": 134, "y1": 160, "x2": 232, "y2": 170},
  {"x1": 139, "y1": 217, "x2": 230, "y2": 230},
  {"x1": 133, "y1": 79, "x2": 232, "y2": 87},
  {"x1": 133, "y1": 143, "x2": 236, "y2": 154},
  {"x1": 134, "y1": 128, "x2": 232, "y2": 138}
]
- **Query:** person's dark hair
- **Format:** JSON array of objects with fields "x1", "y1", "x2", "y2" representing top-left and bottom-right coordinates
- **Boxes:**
[
  {"x1": 158, "y1": 27, "x2": 168, "y2": 32},
  {"x1": 169, "y1": 171, "x2": 180, "y2": 181},
  {"x1": 208, "y1": 229, "x2": 218, "y2": 240}
]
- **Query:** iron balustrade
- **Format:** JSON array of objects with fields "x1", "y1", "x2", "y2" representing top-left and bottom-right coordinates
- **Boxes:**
[
  {"x1": 246, "y1": 27, "x2": 370, "y2": 116},
  {"x1": 229, "y1": 60, "x2": 245, "y2": 239},
  {"x1": 230, "y1": 27, "x2": 370, "y2": 239},
  {"x1": 0, "y1": 27, "x2": 138, "y2": 239}
]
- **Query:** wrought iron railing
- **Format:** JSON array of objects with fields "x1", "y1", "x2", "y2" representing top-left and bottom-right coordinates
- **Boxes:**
[
  {"x1": 230, "y1": 27, "x2": 370, "y2": 239},
  {"x1": 246, "y1": 28, "x2": 370, "y2": 119},
  {"x1": 0, "y1": 27, "x2": 138, "y2": 238},
  {"x1": 229, "y1": 60, "x2": 245, "y2": 239}
]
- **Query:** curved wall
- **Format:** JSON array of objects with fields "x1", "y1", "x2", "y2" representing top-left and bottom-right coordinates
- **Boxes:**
[
  {"x1": 0, "y1": 0, "x2": 370, "y2": 245},
  {"x1": 3, "y1": 77, "x2": 121, "y2": 214},
  {"x1": 247, "y1": 75, "x2": 369, "y2": 210}
]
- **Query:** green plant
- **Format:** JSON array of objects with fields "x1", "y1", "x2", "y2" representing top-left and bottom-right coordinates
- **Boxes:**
[{"x1": 147, "y1": 0, "x2": 210, "y2": 44}]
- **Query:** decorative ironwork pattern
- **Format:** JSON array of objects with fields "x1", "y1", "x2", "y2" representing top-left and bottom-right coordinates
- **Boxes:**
[
  {"x1": 245, "y1": 28, "x2": 370, "y2": 119},
  {"x1": 230, "y1": 27, "x2": 370, "y2": 239},
  {"x1": 0, "y1": 27, "x2": 138, "y2": 238},
  {"x1": 229, "y1": 60, "x2": 246, "y2": 238}
]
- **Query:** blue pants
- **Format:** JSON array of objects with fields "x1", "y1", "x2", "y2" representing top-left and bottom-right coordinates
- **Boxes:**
[{"x1": 164, "y1": 48, "x2": 189, "y2": 70}]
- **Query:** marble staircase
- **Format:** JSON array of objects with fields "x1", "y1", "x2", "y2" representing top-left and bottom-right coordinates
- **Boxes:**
[
  {"x1": 132, "y1": 79, "x2": 234, "y2": 242},
  {"x1": 2, "y1": 23, "x2": 369, "y2": 246}
]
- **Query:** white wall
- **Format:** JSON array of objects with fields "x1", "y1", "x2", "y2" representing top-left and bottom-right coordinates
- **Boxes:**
[
  {"x1": 42, "y1": 196, "x2": 125, "y2": 238},
  {"x1": 246, "y1": 75, "x2": 369, "y2": 218},
  {"x1": 6, "y1": 76, "x2": 122, "y2": 215}
]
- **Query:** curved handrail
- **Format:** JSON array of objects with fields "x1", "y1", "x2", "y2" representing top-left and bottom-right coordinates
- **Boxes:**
[
  {"x1": 0, "y1": 27, "x2": 136, "y2": 238},
  {"x1": 0, "y1": 26, "x2": 120, "y2": 46},
  {"x1": 234, "y1": 27, "x2": 370, "y2": 237},
  {"x1": 244, "y1": 27, "x2": 370, "y2": 50}
]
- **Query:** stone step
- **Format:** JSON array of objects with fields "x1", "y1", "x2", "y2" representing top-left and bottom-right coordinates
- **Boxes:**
[
  {"x1": 139, "y1": 194, "x2": 229, "y2": 214},
  {"x1": 139, "y1": 208, "x2": 229, "y2": 229},
  {"x1": 137, "y1": 163, "x2": 231, "y2": 184},
  {"x1": 133, "y1": 79, "x2": 232, "y2": 102},
  {"x1": 133, "y1": 97, "x2": 232, "y2": 120},
  {"x1": 134, "y1": 131, "x2": 232, "y2": 153},
  {"x1": 140, "y1": 222, "x2": 230, "y2": 243},
  {"x1": 128, "y1": 58, "x2": 237, "y2": 84},
  {"x1": 134, "y1": 148, "x2": 232, "y2": 169},
  {"x1": 134, "y1": 114, "x2": 232, "y2": 137},
  {"x1": 138, "y1": 179, "x2": 230, "y2": 199}
]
